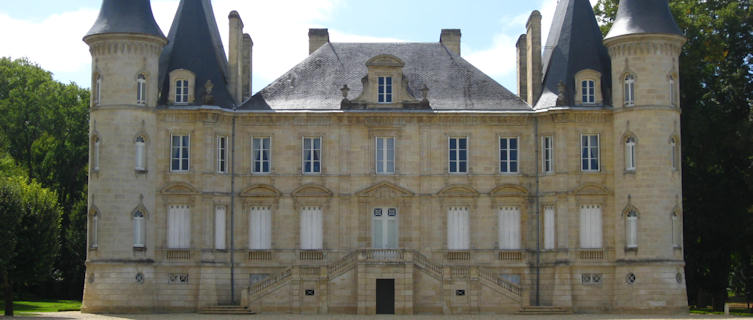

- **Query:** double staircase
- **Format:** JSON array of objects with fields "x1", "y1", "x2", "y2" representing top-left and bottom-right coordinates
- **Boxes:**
[{"x1": 244, "y1": 249, "x2": 523, "y2": 307}]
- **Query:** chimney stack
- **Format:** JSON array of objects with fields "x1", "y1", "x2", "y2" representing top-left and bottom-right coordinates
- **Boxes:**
[
  {"x1": 308, "y1": 28, "x2": 329, "y2": 54},
  {"x1": 242, "y1": 34, "x2": 253, "y2": 101},
  {"x1": 228, "y1": 10, "x2": 244, "y2": 104},
  {"x1": 440, "y1": 29, "x2": 461, "y2": 56},
  {"x1": 525, "y1": 11, "x2": 542, "y2": 106},
  {"x1": 516, "y1": 34, "x2": 528, "y2": 99}
]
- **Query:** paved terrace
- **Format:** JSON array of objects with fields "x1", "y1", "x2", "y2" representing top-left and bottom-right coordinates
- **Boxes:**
[{"x1": 10, "y1": 312, "x2": 746, "y2": 319}]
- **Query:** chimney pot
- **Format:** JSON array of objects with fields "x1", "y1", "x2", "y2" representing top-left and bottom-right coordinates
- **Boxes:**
[
  {"x1": 308, "y1": 28, "x2": 329, "y2": 54},
  {"x1": 440, "y1": 29, "x2": 461, "y2": 56}
]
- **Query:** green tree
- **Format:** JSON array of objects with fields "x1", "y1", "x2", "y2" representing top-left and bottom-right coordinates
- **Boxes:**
[
  {"x1": 0, "y1": 176, "x2": 61, "y2": 316},
  {"x1": 595, "y1": 0, "x2": 753, "y2": 311},
  {"x1": 0, "y1": 57, "x2": 89, "y2": 299}
]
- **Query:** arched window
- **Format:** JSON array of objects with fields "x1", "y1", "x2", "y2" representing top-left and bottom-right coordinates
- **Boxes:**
[
  {"x1": 624, "y1": 74, "x2": 635, "y2": 106},
  {"x1": 91, "y1": 211, "x2": 99, "y2": 249},
  {"x1": 669, "y1": 75, "x2": 676, "y2": 106},
  {"x1": 625, "y1": 136, "x2": 636, "y2": 171},
  {"x1": 626, "y1": 210, "x2": 638, "y2": 249},
  {"x1": 135, "y1": 136, "x2": 146, "y2": 171},
  {"x1": 672, "y1": 211, "x2": 681, "y2": 248},
  {"x1": 133, "y1": 210, "x2": 145, "y2": 248},
  {"x1": 95, "y1": 74, "x2": 102, "y2": 105},
  {"x1": 93, "y1": 136, "x2": 100, "y2": 172},
  {"x1": 581, "y1": 80, "x2": 595, "y2": 104},
  {"x1": 670, "y1": 137, "x2": 678, "y2": 170},
  {"x1": 137, "y1": 74, "x2": 147, "y2": 105}
]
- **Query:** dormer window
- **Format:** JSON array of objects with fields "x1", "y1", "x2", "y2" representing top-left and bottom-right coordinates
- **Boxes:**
[
  {"x1": 175, "y1": 80, "x2": 189, "y2": 104},
  {"x1": 581, "y1": 80, "x2": 595, "y2": 104},
  {"x1": 137, "y1": 74, "x2": 147, "y2": 105},
  {"x1": 378, "y1": 77, "x2": 392, "y2": 103}
]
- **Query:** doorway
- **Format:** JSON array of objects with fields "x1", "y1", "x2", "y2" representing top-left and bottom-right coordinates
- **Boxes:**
[{"x1": 376, "y1": 278, "x2": 395, "y2": 314}]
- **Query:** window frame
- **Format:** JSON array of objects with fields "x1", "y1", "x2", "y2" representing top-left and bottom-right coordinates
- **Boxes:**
[
  {"x1": 377, "y1": 76, "x2": 393, "y2": 103},
  {"x1": 375, "y1": 136, "x2": 395, "y2": 175},
  {"x1": 133, "y1": 210, "x2": 145, "y2": 248},
  {"x1": 448, "y1": 136, "x2": 468, "y2": 174},
  {"x1": 581, "y1": 79, "x2": 595, "y2": 104},
  {"x1": 625, "y1": 136, "x2": 636, "y2": 172},
  {"x1": 302, "y1": 136, "x2": 322, "y2": 175},
  {"x1": 580, "y1": 134, "x2": 600, "y2": 172},
  {"x1": 252, "y1": 136, "x2": 272, "y2": 174},
  {"x1": 249, "y1": 206, "x2": 272, "y2": 250},
  {"x1": 175, "y1": 79, "x2": 189, "y2": 104},
  {"x1": 137, "y1": 74, "x2": 147, "y2": 105},
  {"x1": 170, "y1": 134, "x2": 190, "y2": 172},
  {"x1": 624, "y1": 73, "x2": 636, "y2": 107},
  {"x1": 447, "y1": 206, "x2": 470, "y2": 250},
  {"x1": 499, "y1": 137, "x2": 519, "y2": 174},
  {"x1": 216, "y1": 136, "x2": 228, "y2": 174},
  {"x1": 214, "y1": 206, "x2": 226, "y2": 250},
  {"x1": 625, "y1": 210, "x2": 638, "y2": 249},
  {"x1": 542, "y1": 135, "x2": 554, "y2": 174}
]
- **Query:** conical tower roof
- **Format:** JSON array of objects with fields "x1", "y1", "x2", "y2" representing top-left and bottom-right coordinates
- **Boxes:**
[
  {"x1": 535, "y1": 0, "x2": 611, "y2": 109},
  {"x1": 605, "y1": 0, "x2": 682, "y2": 40},
  {"x1": 84, "y1": 0, "x2": 165, "y2": 39},
  {"x1": 158, "y1": 0, "x2": 234, "y2": 108}
]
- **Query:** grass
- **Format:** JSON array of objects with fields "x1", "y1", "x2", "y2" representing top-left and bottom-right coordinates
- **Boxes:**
[
  {"x1": 690, "y1": 306, "x2": 753, "y2": 317},
  {"x1": 0, "y1": 299, "x2": 81, "y2": 315}
]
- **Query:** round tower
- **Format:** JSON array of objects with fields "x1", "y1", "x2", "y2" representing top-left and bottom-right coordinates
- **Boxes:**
[
  {"x1": 603, "y1": 0, "x2": 687, "y2": 312},
  {"x1": 82, "y1": 0, "x2": 166, "y2": 312}
]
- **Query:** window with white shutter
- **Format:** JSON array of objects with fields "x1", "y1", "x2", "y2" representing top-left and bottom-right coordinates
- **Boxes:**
[
  {"x1": 300, "y1": 207, "x2": 322, "y2": 249},
  {"x1": 579, "y1": 205, "x2": 602, "y2": 249},
  {"x1": 625, "y1": 136, "x2": 636, "y2": 171},
  {"x1": 249, "y1": 206, "x2": 271, "y2": 249},
  {"x1": 544, "y1": 206, "x2": 555, "y2": 250},
  {"x1": 498, "y1": 207, "x2": 521, "y2": 249},
  {"x1": 214, "y1": 206, "x2": 226, "y2": 250},
  {"x1": 447, "y1": 207, "x2": 470, "y2": 250},
  {"x1": 372, "y1": 208, "x2": 398, "y2": 249},
  {"x1": 135, "y1": 136, "x2": 146, "y2": 171},
  {"x1": 626, "y1": 210, "x2": 638, "y2": 248},
  {"x1": 133, "y1": 210, "x2": 145, "y2": 248},
  {"x1": 168, "y1": 205, "x2": 191, "y2": 249}
]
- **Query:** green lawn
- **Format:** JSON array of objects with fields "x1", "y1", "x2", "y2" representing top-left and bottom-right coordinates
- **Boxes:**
[
  {"x1": 0, "y1": 300, "x2": 81, "y2": 315},
  {"x1": 690, "y1": 306, "x2": 753, "y2": 317}
]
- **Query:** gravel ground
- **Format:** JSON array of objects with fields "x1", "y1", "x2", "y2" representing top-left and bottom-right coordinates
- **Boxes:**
[{"x1": 7, "y1": 312, "x2": 746, "y2": 320}]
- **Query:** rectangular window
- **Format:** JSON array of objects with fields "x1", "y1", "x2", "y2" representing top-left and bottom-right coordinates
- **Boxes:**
[
  {"x1": 375, "y1": 137, "x2": 395, "y2": 174},
  {"x1": 217, "y1": 136, "x2": 227, "y2": 174},
  {"x1": 175, "y1": 80, "x2": 188, "y2": 103},
  {"x1": 542, "y1": 136, "x2": 553, "y2": 174},
  {"x1": 544, "y1": 206, "x2": 555, "y2": 250},
  {"x1": 252, "y1": 137, "x2": 271, "y2": 174},
  {"x1": 168, "y1": 205, "x2": 191, "y2": 249},
  {"x1": 581, "y1": 134, "x2": 600, "y2": 172},
  {"x1": 447, "y1": 207, "x2": 470, "y2": 250},
  {"x1": 582, "y1": 80, "x2": 595, "y2": 104},
  {"x1": 133, "y1": 211, "x2": 145, "y2": 248},
  {"x1": 626, "y1": 212, "x2": 638, "y2": 248},
  {"x1": 448, "y1": 137, "x2": 468, "y2": 173},
  {"x1": 300, "y1": 207, "x2": 322, "y2": 249},
  {"x1": 498, "y1": 207, "x2": 521, "y2": 249},
  {"x1": 625, "y1": 137, "x2": 636, "y2": 171},
  {"x1": 372, "y1": 207, "x2": 398, "y2": 249},
  {"x1": 249, "y1": 206, "x2": 271, "y2": 250},
  {"x1": 378, "y1": 76, "x2": 392, "y2": 103},
  {"x1": 499, "y1": 137, "x2": 518, "y2": 173},
  {"x1": 171, "y1": 134, "x2": 189, "y2": 172},
  {"x1": 579, "y1": 205, "x2": 602, "y2": 249},
  {"x1": 214, "y1": 206, "x2": 226, "y2": 250},
  {"x1": 137, "y1": 75, "x2": 147, "y2": 105},
  {"x1": 302, "y1": 137, "x2": 321, "y2": 174}
]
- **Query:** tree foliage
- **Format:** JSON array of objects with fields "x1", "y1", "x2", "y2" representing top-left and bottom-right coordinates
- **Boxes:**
[
  {"x1": 594, "y1": 0, "x2": 753, "y2": 311},
  {"x1": 0, "y1": 57, "x2": 89, "y2": 299}
]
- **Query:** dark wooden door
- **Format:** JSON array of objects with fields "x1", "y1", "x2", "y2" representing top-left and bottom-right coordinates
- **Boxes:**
[{"x1": 376, "y1": 279, "x2": 395, "y2": 314}]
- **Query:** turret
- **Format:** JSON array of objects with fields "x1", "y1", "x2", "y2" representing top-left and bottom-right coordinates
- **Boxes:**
[
  {"x1": 82, "y1": 0, "x2": 166, "y2": 312},
  {"x1": 604, "y1": 0, "x2": 687, "y2": 312}
]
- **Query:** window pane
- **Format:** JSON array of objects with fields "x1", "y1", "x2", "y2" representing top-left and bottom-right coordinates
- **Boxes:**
[
  {"x1": 590, "y1": 135, "x2": 598, "y2": 147},
  {"x1": 459, "y1": 149, "x2": 466, "y2": 161},
  {"x1": 510, "y1": 162, "x2": 517, "y2": 172},
  {"x1": 459, "y1": 138, "x2": 466, "y2": 149},
  {"x1": 510, "y1": 138, "x2": 517, "y2": 149},
  {"x1": 459, "y1": 161, "x2": 466, "y2": 172},
  {"x1": 450, "y1": 162, "x2": 457, "y2": 173},
  {"x1": 449, "y1": 138, "x2": 456, "y2": 149},
  {"x1": 314, "y1": 138, "x2": 320, "y2": 149},
  {"x1": 510, "y1": 149, "x2": 517, "y2": 161}
]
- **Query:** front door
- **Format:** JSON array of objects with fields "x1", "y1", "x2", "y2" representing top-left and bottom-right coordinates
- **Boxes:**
[
  {"x1": 376, "y1": 278, "x2": 395, "y2": 314},
  {"x1": 372, "y1": 207, "x2": 398, "y2": 249}
]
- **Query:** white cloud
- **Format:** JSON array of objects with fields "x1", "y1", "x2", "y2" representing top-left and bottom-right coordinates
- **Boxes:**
[{"x1": 0, "y1": 9, "x2": 97, "y2": 85}]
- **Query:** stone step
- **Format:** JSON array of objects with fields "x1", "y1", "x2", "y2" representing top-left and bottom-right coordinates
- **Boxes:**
[
  {"x1": 198, "y1": 305, "x2": 255, "y2": 314},
  {"x1": 518, "y1": 306, "x2": 572, "y2": 314}
]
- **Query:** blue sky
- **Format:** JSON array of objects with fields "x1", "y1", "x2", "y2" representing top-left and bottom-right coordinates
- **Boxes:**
[{"x1": 0, "y1": 0, "x2": 597, "y2": 94}]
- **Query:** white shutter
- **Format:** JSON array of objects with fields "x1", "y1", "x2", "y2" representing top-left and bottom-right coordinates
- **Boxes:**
[
  {"x1": 169, "y1": 205, "x2": 190, "y2": 249},
  {"x1": 134, "y1": 214, "x2": 144, "y2": 247},
  {"x1": 580, "y1": 205, "x2": 602, "y2": 248},
  {"x1": 386, "y1": 216, "x2": 398, "y2": 249},
  {"x1": 215, "y1": 206, "x2": 226, "y2": 250},
  {"x1": 300, "y1": 207, "x2": 322, "y2": 249},
  {"x1": 168, "y1": 206, "x2": 177, "y2": 248},
  {"x1": 135, "y1": 141, "x2": 145, "y2": 170},
  {"x1": 372, "y1": 214, "x2": 383, "y2": 248},
  {"x1": 544, "y1": 207, "x2": 555, "y2": 250},
  {"x1": 626, "y1": 213, "x2": 637, "y2": 248},
  {"x1": 448, "y1": 207, "x2": 469, "y2": 250},
  {"x1": 498, "y1": 207, "x2": 521, "y2": 249},
  {"x1": 249, "y1": 207, "x2": 271, "y2": 249}
]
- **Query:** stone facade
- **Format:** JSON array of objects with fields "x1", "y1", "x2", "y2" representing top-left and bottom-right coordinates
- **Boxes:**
[{"x1": 81, "y1": 0, "x2": 687, "y2": 314}]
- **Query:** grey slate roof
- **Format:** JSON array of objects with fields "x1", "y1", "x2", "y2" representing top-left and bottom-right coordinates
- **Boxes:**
[
  {"x1": 535, "y1": 0, "x2": 611, "y2": 109},
  {"x1": 84, "y1": 0, "x2": 165, "y2": 39},
  {"x1": 241, "y1": 43, "x2": 529, "y2": 111},
  {"x1": 158, "y1": 0, "x2": 234, "y2": 108},
  {"x1": 605, "y1": 0, "x2": 683, "y2": 40}
]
